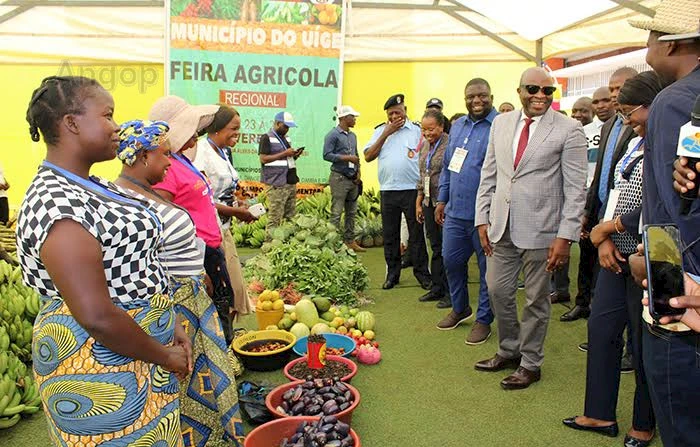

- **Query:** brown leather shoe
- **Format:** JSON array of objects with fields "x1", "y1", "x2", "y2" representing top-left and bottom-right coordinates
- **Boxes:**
[
  {"x1": 465, "y1": 322, "x2": 491, "y2": 345},
  {"x1": 474, "y1": 354, "x2": 521, "y2": 372},
  {"x1": 345, "y1": 241, "x2": 367, "y2": 252},
  {"x1": 500, "y1": 366, "x2": 541, "y2": 390}
]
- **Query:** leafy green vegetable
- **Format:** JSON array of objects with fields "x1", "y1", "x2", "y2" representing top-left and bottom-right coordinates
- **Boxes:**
[{"x1": 244, "y1": 214, "x2": 369, "y2": 306}]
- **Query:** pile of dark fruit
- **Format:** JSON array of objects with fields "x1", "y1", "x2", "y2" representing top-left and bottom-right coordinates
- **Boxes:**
[
  {"x1": 276, "y1": 378, "x2": 355, "y2": 417},
  {"x1": 279, "y1": 415, "x2": 355, "y2": 447}
]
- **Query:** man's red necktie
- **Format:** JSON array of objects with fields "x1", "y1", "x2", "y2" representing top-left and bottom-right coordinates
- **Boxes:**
[{"x1": 514, "y1": 117, "x2": 533, "y2": 169}]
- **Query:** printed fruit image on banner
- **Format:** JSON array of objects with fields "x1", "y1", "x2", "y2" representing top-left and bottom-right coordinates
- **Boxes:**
[{"x1": 168, "y1": 0, "x2": 345, "y2": 186}]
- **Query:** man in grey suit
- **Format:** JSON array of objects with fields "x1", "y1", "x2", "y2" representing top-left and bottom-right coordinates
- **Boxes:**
[{"x1": 474, "y1": 67, "x2": 588, "y2": 390}]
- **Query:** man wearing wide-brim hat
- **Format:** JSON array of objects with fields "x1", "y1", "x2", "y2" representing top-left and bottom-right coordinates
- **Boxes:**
[{"x1": 627, "y1": 1, "x2": 700, "y2": 446}]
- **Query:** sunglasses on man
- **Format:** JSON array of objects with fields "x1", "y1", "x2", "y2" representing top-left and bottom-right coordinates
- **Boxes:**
[{"x1": 521, "y1": 85, "x2": 557, "y2": 96}]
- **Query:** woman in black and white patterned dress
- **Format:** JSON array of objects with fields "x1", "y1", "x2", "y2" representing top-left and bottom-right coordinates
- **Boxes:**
[
  {"x1": 563, "y1": 71, "x2": 663, "y2": 447},
  {"x1": 18, "y1": 76, "x2": 190, "y2": 446}
]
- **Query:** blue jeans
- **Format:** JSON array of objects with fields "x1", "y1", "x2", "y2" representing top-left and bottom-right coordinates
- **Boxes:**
[
  {"x1": 442, "y1": 216, "x2": 493, "y2": 324},
  {"x1": 643, "y1": 325, "x2": 700, "y2": 447}
]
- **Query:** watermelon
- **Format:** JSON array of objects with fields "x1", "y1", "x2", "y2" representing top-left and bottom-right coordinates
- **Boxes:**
[
  {"x1": 294, "y1": 299, "x2": 319, "y2": 328},
  {"x1": 290, "y1": 322, "x2": 310, "y2": 339},
  {"x1": 310, "y1": 322, "x2": 331, "y2": 335},
  {"x1": 355, "y1": 311, "x2": 375, "y2": 332}
]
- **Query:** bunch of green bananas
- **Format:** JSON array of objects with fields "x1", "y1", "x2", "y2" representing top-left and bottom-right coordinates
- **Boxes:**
[
  {"x1": 0, "y1": 227, "x2": 15, "y2": 255},
  {"x1": 0, "y1": 318, "x2": 32, "y2": 362},
  {"x1": 0, "y1": 284, "x2": 26, "y2": 322},
  {"x1": 0, "y1": 352, "x2": 41, "y2": 429},
  {"x1": 0, "y1": 261, "x2": 22, "y2": 284}
]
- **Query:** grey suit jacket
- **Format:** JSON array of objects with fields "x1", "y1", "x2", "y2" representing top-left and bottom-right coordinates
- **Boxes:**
[{"x1": 475, "y1": 108, "x2": 588, "y2": 250}]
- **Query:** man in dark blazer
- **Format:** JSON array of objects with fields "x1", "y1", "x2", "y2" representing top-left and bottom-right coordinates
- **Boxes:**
[{"x1": 565, "y1": 67, "x2": 639, "y2": 328}]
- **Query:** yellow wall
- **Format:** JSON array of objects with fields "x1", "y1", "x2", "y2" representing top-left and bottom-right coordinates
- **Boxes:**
[
  {"x1": 1, "y1": 60, "x2": 532, "y2": 209},
  {"x1": 342, "y1": 61, "x2": 533, "y2": 191},
  {"x1": 1, "y1": 63, "x2": 166, "y2": 210}
]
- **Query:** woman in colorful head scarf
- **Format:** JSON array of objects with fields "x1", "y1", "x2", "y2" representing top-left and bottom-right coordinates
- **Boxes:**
[
  {"x1": 115, "y1": 117, "x2": 245, "y2": 446},
  {"x1": 19, "y1": 77, "x2": 190, "y2": 445}
]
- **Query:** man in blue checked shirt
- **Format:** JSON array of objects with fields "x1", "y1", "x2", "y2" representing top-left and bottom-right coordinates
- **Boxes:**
[{"x1": 434, "y1": 78, "x2": 497, "y2": 345}]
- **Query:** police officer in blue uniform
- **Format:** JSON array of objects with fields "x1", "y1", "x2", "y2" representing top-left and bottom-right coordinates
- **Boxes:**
[
  {"x1": 364, "y1": 94, "x2": 431, "y2": 290},
  {"x1": 434, "y1": 78, "x2": 496, "y2": 346}
]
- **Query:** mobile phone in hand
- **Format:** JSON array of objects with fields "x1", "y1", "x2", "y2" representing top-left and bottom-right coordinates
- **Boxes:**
[
  {"x1": 643, "y1": 224, "x2": 686, "y2": 322},
  {"x1": 296, "y1": 146, "x2": 305, "y2": 153}
]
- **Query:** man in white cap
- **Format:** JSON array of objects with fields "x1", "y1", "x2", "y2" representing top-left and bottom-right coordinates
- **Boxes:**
[
  {"x1": 259, "y1": 111, "x2": 303, "y2": 230},
  {"x1": 323, "y1": 105, "x2": 365, "y2": 252},
  {"x1": 626, "y1": 1, "x2": 700, "y2": 446}
]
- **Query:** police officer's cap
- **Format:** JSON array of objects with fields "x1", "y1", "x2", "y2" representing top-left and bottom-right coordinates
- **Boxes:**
[
  {"x1": 384, "y1": 94, "x2": 405, "y2": 110},
  {"x1": 426, "y1": 98, "x2": 443, "y2": 109}
]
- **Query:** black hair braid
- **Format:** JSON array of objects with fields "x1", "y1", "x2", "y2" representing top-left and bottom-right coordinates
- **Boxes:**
[{"x1": 25, "y1": 76, "x2": 101, "y2": 145}]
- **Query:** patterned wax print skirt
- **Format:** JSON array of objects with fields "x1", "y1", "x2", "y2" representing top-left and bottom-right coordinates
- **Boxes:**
[
  {"x1": 32, "y1": 293, "x2": 182, "y2": 447},
  {"x1": 171, "y1": 275, "x2": 244, "y2": 447}
]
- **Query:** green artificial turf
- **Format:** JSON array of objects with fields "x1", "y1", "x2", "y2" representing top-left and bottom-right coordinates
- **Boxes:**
[{"x1": 3, "y1": 246, "x2": 639, "y2": 446}]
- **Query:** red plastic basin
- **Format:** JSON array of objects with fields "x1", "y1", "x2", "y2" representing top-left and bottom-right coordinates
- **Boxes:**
[
  {"x1": 244, "y1": 416, "x2": 361, "y2": 447},
  {"x1": 265, "y1": 380, "x2": 361, "y2": 425},
  {"x1": 283, "y1": 355, "x2": 358, "y2": 383}
]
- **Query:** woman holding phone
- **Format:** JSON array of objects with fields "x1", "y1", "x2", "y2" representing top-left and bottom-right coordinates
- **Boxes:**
[{"x1": 562, "y1": 71, "x2": 664, "y2": 447}]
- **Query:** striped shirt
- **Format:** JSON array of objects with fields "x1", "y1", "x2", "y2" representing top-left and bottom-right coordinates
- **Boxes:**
[{"x1": 149, "y1": 199, "x2": 206, "y2": 277}]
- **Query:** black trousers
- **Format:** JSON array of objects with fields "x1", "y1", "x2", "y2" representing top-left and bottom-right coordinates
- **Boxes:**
[
  {"x1": 575, "y1": 237, "x2": 598, "y2": 307},
  {"x1": 380, "y1": 190, "x2": 430, "y2": 283},
  {"x1": 422, "y1": 203, "x2": 447, "y2": 295},
  {"x1": 583, "y1": 264, "x2": 654, "y2": 431},
  {"x1": 0, "y1": 197, "x2": 8, "y2": 224},
  {"x1": 204, "y1": 245, "x2": 235, "y2": 344}
]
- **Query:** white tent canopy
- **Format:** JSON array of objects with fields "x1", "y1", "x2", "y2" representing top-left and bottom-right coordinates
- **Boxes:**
[{"x1": 0, "y1": 0, "x2": 657, "y2": 64}]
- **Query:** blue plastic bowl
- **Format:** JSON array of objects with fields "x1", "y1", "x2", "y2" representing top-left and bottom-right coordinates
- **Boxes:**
[{"x1": 293, "y1": 333, "x2": 356, "y2": 358}]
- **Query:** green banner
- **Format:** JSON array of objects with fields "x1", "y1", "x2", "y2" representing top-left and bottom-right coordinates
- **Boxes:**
[{"x1": 168, "y1": 0, "x2": 344, "y2": 192}]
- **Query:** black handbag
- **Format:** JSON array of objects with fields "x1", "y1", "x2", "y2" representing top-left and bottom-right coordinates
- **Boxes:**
[{"x1": 237, "y1": 381, "x2": 274, "y2": 425}]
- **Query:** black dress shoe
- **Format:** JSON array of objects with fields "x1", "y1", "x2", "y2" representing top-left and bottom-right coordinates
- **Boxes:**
[
  {"x1": 624, "y1": 433, "x2": 654, "y2": 447},
  {"x1": 419, "y1": 291, "x2": 441, "y2": 302},
  {"x1": 436, "y1": 298, "x2": 452, "y2": 309},
  {"x1": 419, "y1": 280, "x2": 433, "y2": 291},
  {"x1": 550, "y1": 292, "x2": 571, "y2": 304},
  {"x1": 560, "y1": 305, "x2": 591, "y2": 322},
  {"x1": 562, "y1": 417, "x2": 619, "y2": 437},
  {"x1": 382, "y1": 279, "x2": 398, "y2": 290}
]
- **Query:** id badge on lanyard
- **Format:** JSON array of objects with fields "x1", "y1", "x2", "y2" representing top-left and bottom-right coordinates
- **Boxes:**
[
  {"x1": 448, "y1": 125, "x2": 473, "y2": 173},
  {"x1": 448, "y1": 148, "x2": 468, "y2": 173}
]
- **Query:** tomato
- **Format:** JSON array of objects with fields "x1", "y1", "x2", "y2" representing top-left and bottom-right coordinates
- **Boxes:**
[
  {"x1": 358, "y1": 337, "x2": 367, "y2": 345},
  {"x1": 372, "y1": 341, "x2": 379, "y2": 348}
]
